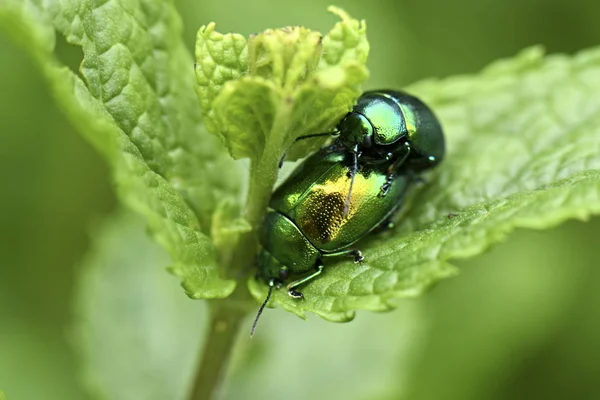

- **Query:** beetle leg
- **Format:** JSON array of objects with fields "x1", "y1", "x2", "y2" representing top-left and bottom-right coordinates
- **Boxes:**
[
  {"x1": 326, "y1": 248, "x2": 364, "y2": 263},
  {"x1": 379, "y1": 142, "x2": 411, "y2": 197},
  {"x1": 358, "y1": 151, "x2": 391, "y2": 165},
  {"x1": 286, "y1": 261, "x2": 325, "y2": 299},
  {"x1": 348, "y1": 249, "x2": 364, "y2": 263},
  {"x1": 278, "y1": 152, "x2": 287, "y2": 168}
]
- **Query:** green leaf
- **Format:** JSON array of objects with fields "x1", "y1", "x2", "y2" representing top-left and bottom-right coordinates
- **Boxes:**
[
  {"x1": 195, "y1": 6, "x2": 369, "y2": 162},
  {"x1": 72, "y1": 209, "x2": 205, "y2": 399},
  {"x1": 211, "y1": 199, "x2": 252, "y2": 268},
  {"x1": 4, "y1": 0, "x2": 599, "y2": 327},
  {"x1": 249, "y1": 46, "x2": 600, "y2": 321},
  {"x1": 0, "y1": 390, "x2": 6, "y2": 400},
  {"x1": 228, "y1": 221, "x2": 596, "y2": 399},
  {"x1": 194, "y1": 23, "x2": 248, "y2": 138},
  {"x1": 0, "y1": 0, "x2": 238, "y2": 298},
  {"x1": 395, "y1": 223, "x2": 592, "y2": 400}
]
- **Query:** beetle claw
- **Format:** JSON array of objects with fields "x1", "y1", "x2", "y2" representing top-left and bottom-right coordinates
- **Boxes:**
[
  {"x1": 352, "y1": 250, "x2": 364, "y2": 263},
  {"x1": 378, "y1": 182, "x2": 391, "y2": 197}
]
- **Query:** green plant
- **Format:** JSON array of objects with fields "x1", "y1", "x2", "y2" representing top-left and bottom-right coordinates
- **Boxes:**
[{"x1": 1, "y1": 1, "x2": 599, "y2": 399}]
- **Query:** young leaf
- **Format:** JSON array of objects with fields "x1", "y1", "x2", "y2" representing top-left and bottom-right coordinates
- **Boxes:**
[
  {"x1": 249, "y1": 47, "x2": 600, "y2": 321},
  {"x1": 195, "y1": 7, "x2": 369, "y2": 163},
  {"x1": 194, "y1": 23, "x2": 248, "y2": 138},
  {"x1": 0, "y1": 0, "x2": 238, "y2": 298}
]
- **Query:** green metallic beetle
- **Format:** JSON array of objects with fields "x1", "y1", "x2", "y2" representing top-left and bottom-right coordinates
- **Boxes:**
[
  {"x1": 297, "y1": 90, "x2": 445, "y2": 197},
  {"x1": 250, "y1": 148, "x2": 415, "y2": 335},
  {"x1": 259, "y1": 148, "x2": 412, "y2": 292},
  {"x1": 250, "y1": 91, "x2": 445, "y2": 335},
  {"x1": 337, "y1": 90, "x2": 445, "y2": 169}
]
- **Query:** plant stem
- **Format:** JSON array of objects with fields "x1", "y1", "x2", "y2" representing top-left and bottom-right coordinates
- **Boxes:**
[
  {"x1": 187, "y1": 151, "x2": 279, "y2": 399},
  {"x1": 188, "y1": 103, "x2": 292, "y2": 400},
  {"x1": 222, "y1": 104, "x2": 291, "y2": 278},
  {"x1": 188, "y1": 286, "x2": 251, "y2": 400}
]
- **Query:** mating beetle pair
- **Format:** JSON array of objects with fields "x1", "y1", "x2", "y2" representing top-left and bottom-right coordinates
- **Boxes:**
[{"x1": 251, "y1": 90, "x2": 445, "y2": 333}]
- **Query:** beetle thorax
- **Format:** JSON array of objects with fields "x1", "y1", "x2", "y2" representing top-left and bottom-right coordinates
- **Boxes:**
[{"x1": 337, "y1": 112, "x2": 373, "y2": 150}]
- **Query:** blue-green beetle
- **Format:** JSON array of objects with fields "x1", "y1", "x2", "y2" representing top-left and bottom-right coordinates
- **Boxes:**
[
  {"x1": 259, "y1": 148, "x2": 414, "y2": 295},
  {"x1": 336, "y1": 90, "x2": 445, "y2": 170},
  {"x1": 251, "y1": 91, "x2": 445, "y2": 334},
  {"x1": 296, "y1": 90, "x2": 445, "y2": 197},
  {"x1": 251, "y1": 148, "x2": 415, "y2": 335}
]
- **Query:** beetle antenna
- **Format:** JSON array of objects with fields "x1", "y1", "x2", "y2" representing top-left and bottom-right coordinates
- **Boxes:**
[
  {"x1": 343, "y1": 146, "x2": 359, "y2": 217},
  {"x1": 250, "y1": 280, "x2": 275, "y2": 337},
  {"x1": 294, "y1": 131, "x2": 339, "y2": 142}
]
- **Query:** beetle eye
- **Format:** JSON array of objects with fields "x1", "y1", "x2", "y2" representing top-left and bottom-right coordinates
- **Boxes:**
[{"x1": 279, "y1": 267, "x2": 289, "y2": 280}]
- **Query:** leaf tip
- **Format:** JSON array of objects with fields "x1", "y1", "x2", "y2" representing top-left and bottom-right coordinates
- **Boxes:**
[
  {"x1": 182, "y1": 280, "x2": 237, "y2": 300},
  {"x1": 327, "y1": 5, "x2": 349, "y2": 20},
  {"x1": 327, "y1": 5, "x2": 367, "y2": 32},
  {"x1": 199, "y1": 22, "x2": 217, "y2": 38}
]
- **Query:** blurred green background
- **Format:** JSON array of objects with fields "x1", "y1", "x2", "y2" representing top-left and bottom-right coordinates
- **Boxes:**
[{"x1": 1, "y1": 0, "x2": 599, "y2": 399}]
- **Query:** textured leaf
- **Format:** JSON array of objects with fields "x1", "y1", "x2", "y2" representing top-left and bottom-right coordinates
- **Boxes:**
[
  {"x1": 195, "y1": 7, "x2": 369, "y2": 162},
  {"x1": 211, "y1": 198, "x2": 252, "y2": 267},
  {"x1": 72, "y1": 210, "x2": 205, "y2": 400},
  {"x1": 194, "y1": 23, "x2": 247, "y2": 136},
  {"x1": 249, "y1": 47, "x2": 600, "y2": 321},
  {"x1": 228, "y1": 221, "x2": 596, "y2": 399},
  {"x1": 4, "y1": 0, "x2": 599, "y2": 325},
  {"x1": 320, "y1": 6, "x2": 369, "y2": 66},
  {"x1": 0, "y1": 0, "x2": 238, "y2": 298}
]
